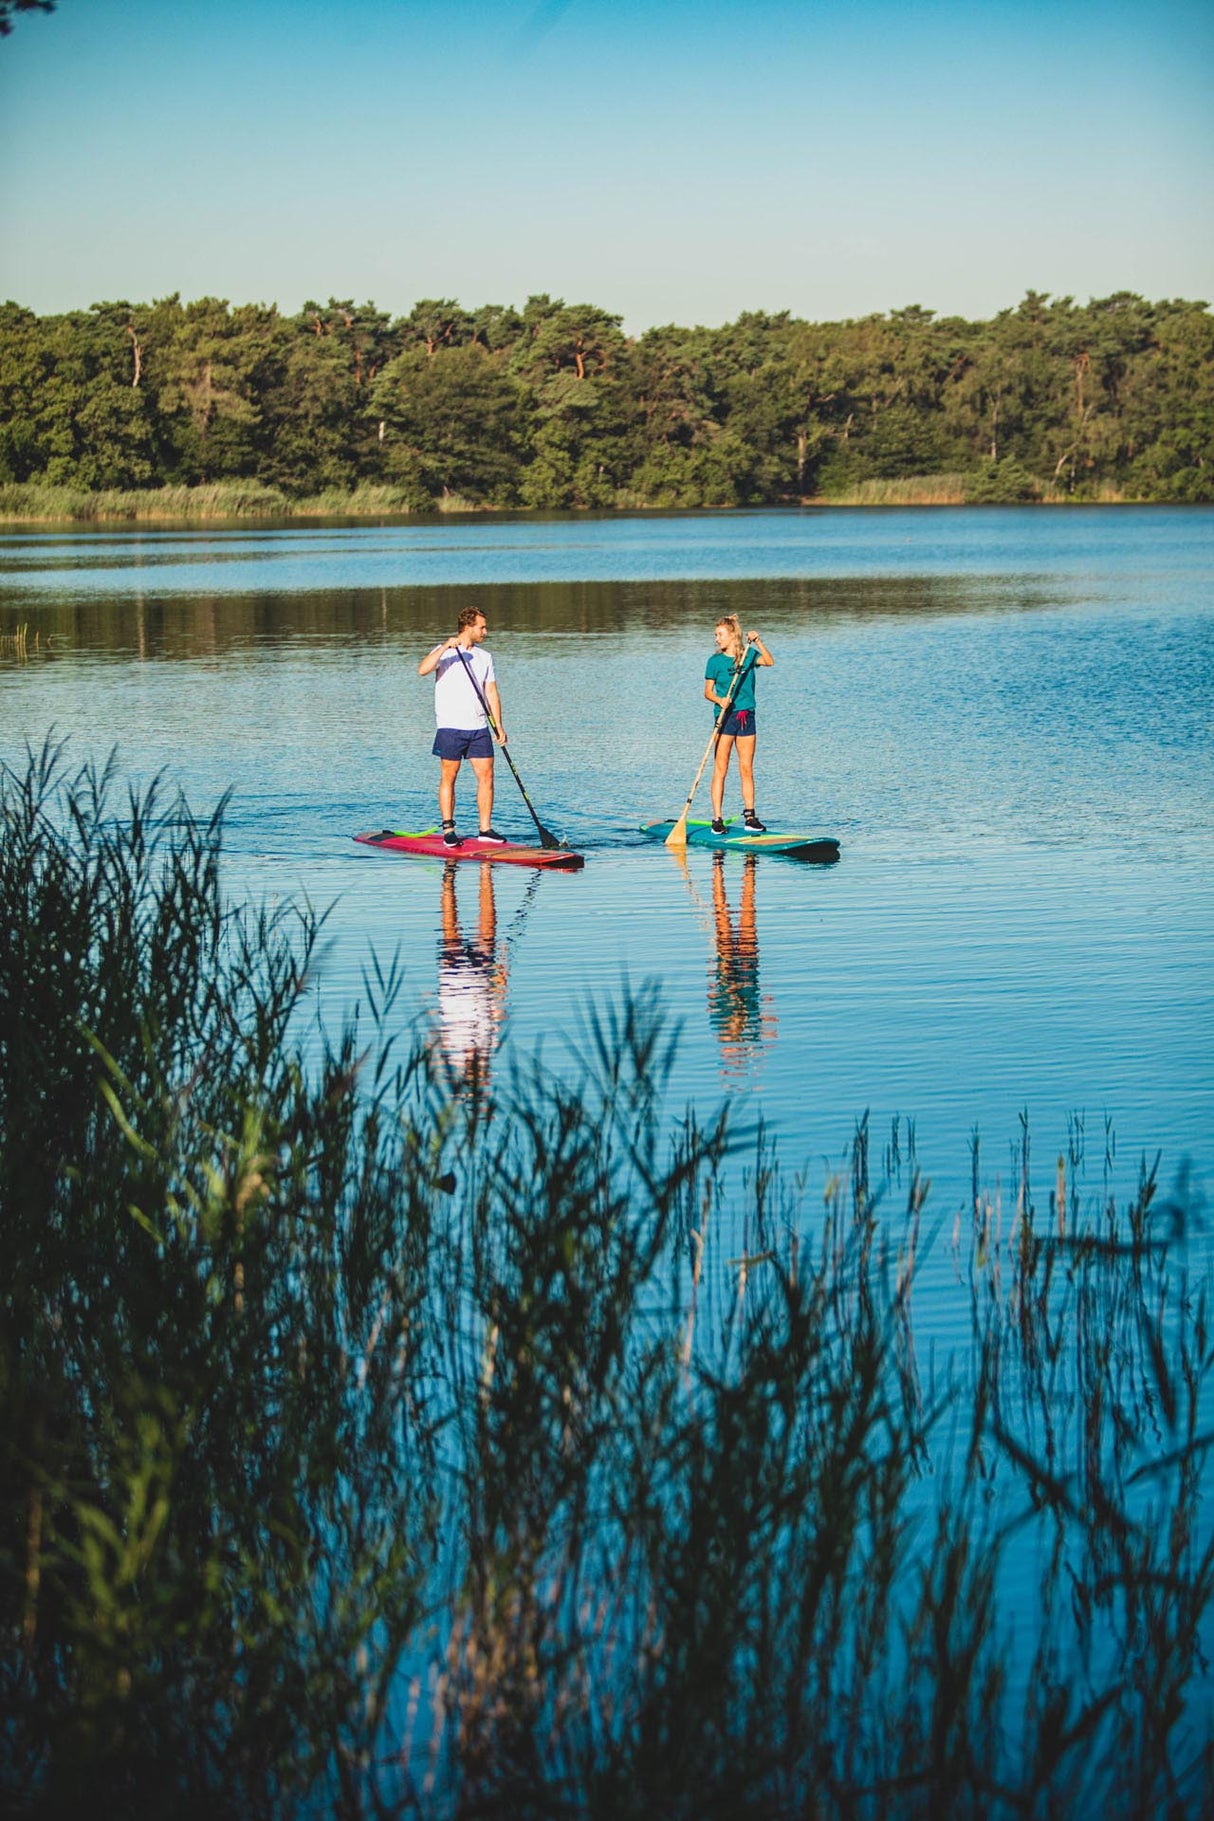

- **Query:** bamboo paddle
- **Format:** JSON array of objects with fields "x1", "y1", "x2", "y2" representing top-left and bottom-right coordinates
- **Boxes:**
[
  {"x1": 454, "y1": 646, "x2": 561, "y2": 850},
  {"x1": 666, "y1": 646, "x2": 758, "y2": 848}
]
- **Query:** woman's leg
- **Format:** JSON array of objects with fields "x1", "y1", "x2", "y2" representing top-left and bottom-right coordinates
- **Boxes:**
[
  {"x1": 711, "y1": 735, "x2": 734, "y2": 818},
  {"x1": 735, "y1": 734, "x2": 757, "y2": 812}
]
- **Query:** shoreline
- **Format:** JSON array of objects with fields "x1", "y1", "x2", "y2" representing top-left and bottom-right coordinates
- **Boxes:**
[{"x1": 0, "y1": 482, "x2": 1164, "y2": 527}]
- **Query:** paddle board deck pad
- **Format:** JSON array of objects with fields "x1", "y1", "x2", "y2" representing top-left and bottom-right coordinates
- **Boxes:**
[
  {"x1": 640, "y1": 820, "x2": 840, "y2": 862},
  {"x1": 355, "y1": 829, "x2": 585, "y2": 870}
]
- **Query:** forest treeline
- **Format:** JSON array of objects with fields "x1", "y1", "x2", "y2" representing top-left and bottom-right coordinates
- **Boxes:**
[{"x1": 1, "y1": 289, "x2": 1211, "y2": 512}]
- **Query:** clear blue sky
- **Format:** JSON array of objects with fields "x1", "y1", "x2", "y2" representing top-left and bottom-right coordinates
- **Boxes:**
[{"x1": 1, "y1": 0, "x2": 1210, "y2": 330}]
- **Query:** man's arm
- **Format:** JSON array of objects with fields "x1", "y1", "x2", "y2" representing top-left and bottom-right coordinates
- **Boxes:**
[
  {"x1": 418, "y1": 637, "x2": 458, "y2": 678},
  {"x1": 485, "y1": 681, "x2": 507, "y2": 744}
]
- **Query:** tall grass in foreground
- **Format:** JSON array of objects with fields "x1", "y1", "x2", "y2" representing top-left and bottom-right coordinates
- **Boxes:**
[{"x1": 1, "y1": 744, "x2": 1211, "y2": 1818}]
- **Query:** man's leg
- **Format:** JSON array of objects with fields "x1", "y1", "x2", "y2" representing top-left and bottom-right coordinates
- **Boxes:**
[
  {"x1": 439, "y1": 757, "x2": 461, "y2": 824},
  {"x1": 470, "y1": 755, "x2": 494, "y2": 831}
]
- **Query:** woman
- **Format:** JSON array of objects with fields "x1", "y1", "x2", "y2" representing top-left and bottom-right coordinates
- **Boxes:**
[{"x1": 704, "y1": 615, "x2": 774, "y2": 834}]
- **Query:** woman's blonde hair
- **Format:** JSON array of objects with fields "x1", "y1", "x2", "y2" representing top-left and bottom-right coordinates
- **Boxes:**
[{"x1": 715, "y1": 615, "x2": 744, "y2": 662}]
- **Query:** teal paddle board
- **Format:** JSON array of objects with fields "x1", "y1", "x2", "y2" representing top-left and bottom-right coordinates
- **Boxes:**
[{"x1": 640, "y1": 819, "x2": 840, "y2": 863}]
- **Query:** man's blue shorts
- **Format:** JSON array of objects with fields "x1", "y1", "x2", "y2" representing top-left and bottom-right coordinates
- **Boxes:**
[
  {"x1": 433, "y1": 727, "x2": 494, "y2": 761},
  {"x1": 718, "y1": 708, "x2": 756, "y2": 738}
]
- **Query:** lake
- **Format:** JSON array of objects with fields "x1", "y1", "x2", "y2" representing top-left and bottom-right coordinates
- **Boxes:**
[
  {"x1": 2, "y1": 506, "x2": 1209, "y2": 1266},
  {"x1": 4, "y1": 504, "x2": 1213, "y2": 1802}
]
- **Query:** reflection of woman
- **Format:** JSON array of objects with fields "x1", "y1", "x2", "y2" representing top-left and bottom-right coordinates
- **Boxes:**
[
  {"x1": 437, "y1": 862, "x2": 506, "y2": 1082},
  {"x1": 707, "y1": 852, "x2": 773, "y2": 1066},
  {"x1": 704, "y1": 615, "x2": 774, "y2": 836}
]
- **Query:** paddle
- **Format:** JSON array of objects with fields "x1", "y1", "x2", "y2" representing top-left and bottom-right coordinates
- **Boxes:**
[
  {"x1": 666, "y1": 645, "x2": 758, "y2": 848},
  {"x1": 454, "y1": 645, "x2": 561, "y2": 850}
]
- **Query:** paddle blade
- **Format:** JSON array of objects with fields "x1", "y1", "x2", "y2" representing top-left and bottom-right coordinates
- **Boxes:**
[{"x1": 665, "y1": 814, "x2": 689, "y2": 849}]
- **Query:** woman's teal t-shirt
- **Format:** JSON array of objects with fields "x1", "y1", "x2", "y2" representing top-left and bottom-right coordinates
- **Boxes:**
[{"x1": 705, "y1": 650, "x2": 757, "y2": 716}]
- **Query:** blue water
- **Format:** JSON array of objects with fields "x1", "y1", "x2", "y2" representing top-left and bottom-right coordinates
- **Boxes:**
[
  {"x1": 5, "y1": 505, "x2": 1214, "y2": 1781},
  {"x1": 1, "y1": 507, "x2": 1211, "y2": 1283},
  {"x1": 1, "y1": 502, "x2": 1208, "y2": 593}
]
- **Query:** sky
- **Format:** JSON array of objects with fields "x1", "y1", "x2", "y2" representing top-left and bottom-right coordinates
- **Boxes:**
[{"x1": 0, "y1": 0, "x2": 1211, "y2": 332}]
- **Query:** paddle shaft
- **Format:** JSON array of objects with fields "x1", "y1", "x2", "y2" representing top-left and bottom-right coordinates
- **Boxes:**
[
  {"x1": 454, "y1": 646, "x2": 560, "y2": 848},
  {"x1": 666, "y1": 647, "x2": 758, "y2": 847}
]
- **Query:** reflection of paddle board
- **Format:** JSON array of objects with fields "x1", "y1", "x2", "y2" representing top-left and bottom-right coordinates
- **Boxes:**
[
  {"x1": 354, "y1": 829, "x2": 585, "y2": 870},
  {"x1": 640, "y1": 819, "x2": 840, "y2": 863}
]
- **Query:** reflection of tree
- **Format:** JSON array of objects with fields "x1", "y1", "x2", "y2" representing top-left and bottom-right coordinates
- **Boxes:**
[
  {"x1": 707, "y1": 852, "x2": 775, "y2": 1070},
  {"x1": 437, "y1": 861, "x2": 507, "y2": 1087}
]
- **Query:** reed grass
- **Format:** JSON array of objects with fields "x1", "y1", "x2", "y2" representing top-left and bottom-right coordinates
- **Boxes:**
[
  {"x1": 1, "y1": 742, "x2": 1210, "y2": 1818},
  {"x1": 816, "y1": 473, "x2": 973, "y2": 505},
  {"x1": 0, "y1": 476, "x2": 1142, "y2": 522},
  {"x1": 289, "y1": 482, "x2": 427, "y2": 516},
  {"x1": 0, "y1": 480, "x2": 486, "y2": 522},
  {"x1": 0, "y1": 622, "x2": 39, "y2": 658},
  {"x1": 0, "y1": 480, "x2": 296, "y2": 521}
]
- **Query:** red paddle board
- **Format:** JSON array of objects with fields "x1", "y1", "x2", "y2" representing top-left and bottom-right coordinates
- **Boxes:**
[{"x1": 354, "y1": 829, "x2": 584, "y2": 870}]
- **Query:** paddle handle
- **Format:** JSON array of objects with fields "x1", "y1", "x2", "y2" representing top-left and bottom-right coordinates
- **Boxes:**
[{"x1": 666, "y1": 648, "x2": 757, "y2": 847}]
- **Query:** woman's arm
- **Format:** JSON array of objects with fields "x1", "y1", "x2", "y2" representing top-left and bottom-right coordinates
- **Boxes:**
[{"x1": 746, "y1": 632, "x2": 774, "y2": 667}]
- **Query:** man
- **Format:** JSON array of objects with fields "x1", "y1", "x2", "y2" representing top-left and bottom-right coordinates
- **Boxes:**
[{"x1": 417, "y1": 607, "x2": 508, "y2": 846}]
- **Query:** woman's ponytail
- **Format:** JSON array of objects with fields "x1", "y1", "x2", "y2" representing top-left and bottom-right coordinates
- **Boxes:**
[{"x1": 715, "y1": 615, "x2": 744, "y2": 663}]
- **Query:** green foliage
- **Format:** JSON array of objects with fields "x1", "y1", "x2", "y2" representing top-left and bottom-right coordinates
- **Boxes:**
[
  {"x1": 1, "y1": 290, "x2": 1207, "y2": 509},
  {"x1": 147, "y1": 296, "x2": 280, "y2": 483},
  {"x1": 372, "y1": 342, "x2": 526, "y2": 504},
  {"x1": 965, "y1": 457, "x2": 1042, "y2": 503},
  {"x1": 0, "y1": 303, "x2": 157, "y2": 489},
  {"x1": 0, "y1": 743, "x2": 441, "y2": 1810},
  {"x1": 259, "y1": 300, "x2": 393, "y2": 493},
  {"x1": 0, "y1": 0, "x2": 55, "y2": 37},
  {"x1": 0, "y1": 480, "x2": 294, "y2": 520}
]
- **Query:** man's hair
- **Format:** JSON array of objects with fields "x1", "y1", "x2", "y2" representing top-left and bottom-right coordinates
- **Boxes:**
[{"x1": 457, "y1": 606, "x2": 484, "y2": 633}]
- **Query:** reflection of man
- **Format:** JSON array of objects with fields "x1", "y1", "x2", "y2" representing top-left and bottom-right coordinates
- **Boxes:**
[
  {"x1": 708, "y1": 852, "x2": 774, "y2": 1068},
  {"x1": 417, "y1": 607, "x2": 507, "y2": 848},
  {"x1": 437, "y1": 861, "x2": 506, "y2": 1083}
]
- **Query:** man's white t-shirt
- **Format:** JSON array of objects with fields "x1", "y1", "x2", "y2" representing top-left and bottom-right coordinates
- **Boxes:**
[{"x1": 433, "y1": 645, "x2": 495, "y2": 730}]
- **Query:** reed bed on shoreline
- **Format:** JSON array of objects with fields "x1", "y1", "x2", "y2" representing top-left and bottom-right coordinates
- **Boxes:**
[
  {"x1": 816, "y1": 473, "x2": 972, "y2": 505},
  {"x1": 0, "y1": 480, "x2": 425, "y2": 522},
  {"x1": 0, "y1": 477, "x2": 1137, "y2": 523},
  {"x1": 0, "y1": 743, "x2": 1209, "y2": 1818}
]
